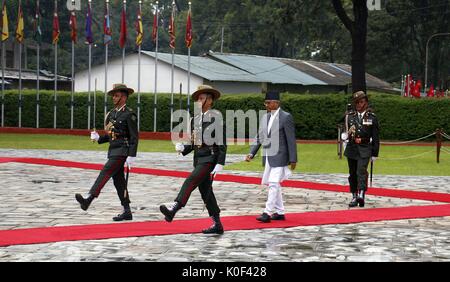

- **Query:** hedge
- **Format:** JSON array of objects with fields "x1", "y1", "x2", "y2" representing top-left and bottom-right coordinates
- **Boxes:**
[{"x1": 1, "y1": 90, "x2": 449, "y2": 140}]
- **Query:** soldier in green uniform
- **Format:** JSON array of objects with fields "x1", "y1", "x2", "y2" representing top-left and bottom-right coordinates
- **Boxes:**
[
  {"x1": 342, "y1": 91, "x2": 380, "y2": 208},
  {"x1": 159, "y1": 85, "x2": 227, "y2": 234},
  {"x1": 75, "y1": 84, "x2": 139, "y2": 221}
]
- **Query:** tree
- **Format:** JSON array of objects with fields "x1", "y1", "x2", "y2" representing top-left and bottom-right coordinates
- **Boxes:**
[{"x1": 332, "y1": 0, "x2": 368, "y2": 92}]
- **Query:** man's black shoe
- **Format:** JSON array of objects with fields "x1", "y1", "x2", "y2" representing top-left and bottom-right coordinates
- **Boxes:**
[
  {"x1": 75, "y1": 193, "x2": 94, "y2": 211},
  {"x1": 113, "y1": 210, "x2": 133, "y2": 221},
  {"x1": 271, "y1": 213, "x2": 285, "y2": 220},
  {"x1": 256, "y1": 212, "x2": 271, "y2": 223},
  {"x1": 348, "y1": 193, "x2": 358, "y2": 208},
  {"x1": 202, "y1": 215, "x2": 224, "y2": 234},
  {"x1": 357, "y1": 190, "x2": 366, "y2": 207},
  {"x1": 160, "y1": 202, "x2": 181, "y2": 222}
]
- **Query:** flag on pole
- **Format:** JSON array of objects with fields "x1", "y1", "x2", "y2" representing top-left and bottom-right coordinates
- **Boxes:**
[
  {"x1": 33, "y1": 3, "x2": 42, "y2": 45},
  {"x1": 15, "y1": 4, "x2": 24, "y2": 44},
  {"x1": 52, "y1": 10, "x2": 60, "y2": 45},
  {"x1": 152, "y1": 8, "x2": 158, "y2": 43},
  {"x1": 69, "y1": 11, "x2": 77, "y2": 43},
  {"x1": 103, "y1": 4, "x2": 112, "y2": 45},
  {"x1": 0, "y1": 2, "x2": 8, "y2": 42},
  {"x1": 427, "y1": 84, "x2": 435, "y2": 98},
  {"x1": 169, "y1": 5, "x2": 175, "y2": 49},
  {"x1": 119, "y1": 6, "x2": 127, "y2": 49},
  {"x1": 135, "y1": 8, "x2": 143, "y2": 46},
  {"x1": 185, "y1": 7, "x2": 192, "y2": 48},
  {"x1": 85, "y1": 4, "x2": 93, "y2": 45}
]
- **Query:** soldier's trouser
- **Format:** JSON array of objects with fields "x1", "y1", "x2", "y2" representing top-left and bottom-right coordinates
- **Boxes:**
[
  {"x1": 347, "y1": 157, "x2": 370, "y2": 193},
  {"x1": 89, "y1": 156, "x2": 130, "y2": 206},
  {"x1": 175, "y1": 162, "x2": 220, "y2": 216}
]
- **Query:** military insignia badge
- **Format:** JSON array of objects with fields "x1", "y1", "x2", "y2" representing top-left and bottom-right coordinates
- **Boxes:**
[{"x1": 363, "y1": 119, "x2": 373, "y2": 125}]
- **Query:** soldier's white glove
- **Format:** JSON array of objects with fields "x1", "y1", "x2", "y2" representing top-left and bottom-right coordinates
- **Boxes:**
[
  {"x1": 126, "y1": 156, "x2": 136, "y2": 168},
  {"x1": 371, "y1": 157, "x2": 377, "y2": 162},
  {"x1": 175, "y1": 143, "x2": 184, "y2": 153},
  {"x1": 341, "y1": 132, "x2": 348, "y2": 141},
  {"x1": 90, "y1": 131, "x2": 100, "y2": 141},
  {"x1": 211, "y1": 164, "x2": 223, "y2": 174}
]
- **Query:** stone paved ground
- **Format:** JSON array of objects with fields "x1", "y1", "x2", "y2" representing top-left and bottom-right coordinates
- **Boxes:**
[{"x1": 0, "y1": 149, "x2": 450, "y2": 262}]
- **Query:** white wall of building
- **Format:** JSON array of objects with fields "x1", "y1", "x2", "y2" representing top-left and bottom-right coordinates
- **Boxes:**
[{"x1": 74, "y1": 53, "x2": 204, "y2": 94}]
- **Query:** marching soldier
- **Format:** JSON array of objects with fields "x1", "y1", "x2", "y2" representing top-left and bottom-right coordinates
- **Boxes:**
[
  {"x1": 341, "y1": 91, "x2": 380, "y2": 208},
  {"x1": 75, "y1": 84, "x2": 139, "y2": 221},
  {"x1": 159, "y1": 85, "x2": 227, "y2": 234}
]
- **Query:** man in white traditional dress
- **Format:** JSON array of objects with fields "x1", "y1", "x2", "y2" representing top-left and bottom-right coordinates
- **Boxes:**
[{"x1": 245, "y1": 91, "x2": 298, "y2": 223}]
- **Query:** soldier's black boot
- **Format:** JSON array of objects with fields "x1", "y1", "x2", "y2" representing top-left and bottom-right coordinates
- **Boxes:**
[
  {"x1": 348, "y1": 193, "x2": 358, "y2": 208},
  {"x1": 113, "y1": 205, "x2": 133, "y2": 221},
  {"x1": 75, "y1": 193, "x2": 94, "y2": 211},
  {"x1": 159, "y1": 202, "x2": 181, "y2": 222},
  {"x1": 202, "y1": 214, "x2": 224, "y2": 234},
  {"x1": 357, "y1": 190, "x2": 366, "y2": 207}
]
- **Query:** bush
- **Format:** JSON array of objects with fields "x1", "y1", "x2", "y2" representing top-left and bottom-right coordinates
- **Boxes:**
[{"x1": 1, "y1": 90, "x2": 449, "y2": 140}]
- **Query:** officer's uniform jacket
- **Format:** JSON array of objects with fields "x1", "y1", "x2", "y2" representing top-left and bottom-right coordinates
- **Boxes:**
[
  {"x1": 98, "y1": 105, "x2": 139, "y2": 158},
  {"x1": 344, "y1": 109, "x2": 380, "y2": 159},
  {"x1": 181, "y1": 110, "x2": 226, "y2": 167}
]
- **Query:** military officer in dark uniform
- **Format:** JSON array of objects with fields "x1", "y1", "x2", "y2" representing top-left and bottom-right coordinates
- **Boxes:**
[
  {"x1": 159, "y1": 85, "x2": 227, "y2": 234},
  {"x1": 75, "y1": 84, "x2": 139, "y2": 221},
  {"x1": 342, "y1": 91, "x2": 380, "y2": 208}
]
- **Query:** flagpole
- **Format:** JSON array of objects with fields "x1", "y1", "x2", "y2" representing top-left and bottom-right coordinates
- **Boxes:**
[
  {"x1": 53, "y1": 0, "x2": 58, "y2": 129},
  {"x1": 36, "y1": 0, "x2": 40, "y2": 128},
  {"x1": 70, "y1": 3, "x2": 76, "y2": 129},
  {"x1": 1, "y1": 40, "x2": 4, "y2": 128},
  {"x1": 18, "y1": 0, "x2": 23, "y2": 128},
  {"x1": 137, "y1": 0, "x2": 142, "y2": 132},
  {"x1": 153, "y1": 1, "x2": 159, "y2": 132},
  {"x1": 88, "y1": 0, "x2": 92, "y2": 130},
  {"x1": 122, "y1": 0, "x2": 127, "y2": 84},
  {"x1": 1, "y1": 0, "x2": 7, "y2": 128},
  {"x1": 104, "y1": 0, "x2": 110, "y2": 119},
  {"x1": 187, "y1": 2, "x2": 192, "y2": 117}
]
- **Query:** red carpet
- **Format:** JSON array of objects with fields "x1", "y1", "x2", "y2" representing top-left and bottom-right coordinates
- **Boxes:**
[
  {"x1": 1, "y1": 156, "x2": 450, "y2": 247},
  {"x1": 1, "y1": 204, "x2": 450, "y2": 247},
  {"x1": 2, "y1": 157, "x2": 450, "y2": 203}
]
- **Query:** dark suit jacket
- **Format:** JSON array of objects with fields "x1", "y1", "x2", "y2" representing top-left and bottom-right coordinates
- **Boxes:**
[{"x1": 250, "y1": 109, "x2": 298, "y2": 167}]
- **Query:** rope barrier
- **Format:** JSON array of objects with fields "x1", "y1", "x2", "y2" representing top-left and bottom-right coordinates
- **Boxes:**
[
  {"x1": 380, "y1": 132, "x2": 436, "y2": 145},
  {"x1": 441, "y1": 146, "x2": 450, "y2": 155},
  {"x1": 379, "y1": 149, "x2": 436, "y2": 161}
]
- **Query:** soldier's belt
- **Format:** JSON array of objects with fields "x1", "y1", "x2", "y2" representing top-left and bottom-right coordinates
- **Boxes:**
[{"x1": 353, "y1": 137, "x2": 371, "y2": 144}]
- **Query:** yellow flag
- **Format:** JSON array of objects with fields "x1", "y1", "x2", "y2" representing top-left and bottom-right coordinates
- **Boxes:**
[
  {"x1": 15, "y1": 4, "x2": 24, "y2": 43},
  {"x1": 1, "y1": 3, "x2": 9, "y2": 42},
  {"x1": 135, "y1": 10, "x2": 143, "y2": 46}
]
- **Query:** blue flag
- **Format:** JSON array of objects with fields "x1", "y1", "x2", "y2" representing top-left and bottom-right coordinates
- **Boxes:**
[{"x1": 85, "y1": 4, "x2": 93, "y2": 44}]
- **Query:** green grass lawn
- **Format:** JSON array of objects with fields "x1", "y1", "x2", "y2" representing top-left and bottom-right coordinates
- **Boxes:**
[{"x1": 1, "y1": 133, "x2": 449, "y2": 176}]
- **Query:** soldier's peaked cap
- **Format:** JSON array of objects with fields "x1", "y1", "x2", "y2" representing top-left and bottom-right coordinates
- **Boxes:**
[
  {"x1": 108, "y1": 84, "x2": 135, "y2": 96},
  {"x1": 192, "y1": 85, "x2": 221, "y2": 101},
  {"x1": 353, "y1": 91, "x2": 368, "y2": 102}
]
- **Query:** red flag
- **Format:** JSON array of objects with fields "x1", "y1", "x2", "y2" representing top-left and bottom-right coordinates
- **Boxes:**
[
  {"x1": 119, "y1": 7, "x2": 127, "y2": 49},
  {"x1": 169, "y1": 7, "x2": 175, "y2": 49},
  {"x1": 427, "y1": 84, "x2": 435, "y2": 97},
  {"x1": 152, "y1": 10, "x2": 158, "y2": 43},
  {"x1": 69, "y1": 11, "x2": 77, "y2": 43},
  {"x1": 185, "y1": 8, "x2": 192, "y2": 48},
  {"x1": 52, "y1": 11, "x2": 60, "y2": 45},
  {"x1": 412, "y1": 80, "x2": 422, "y2": 98}
]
